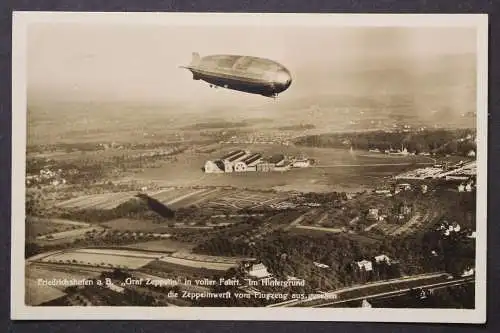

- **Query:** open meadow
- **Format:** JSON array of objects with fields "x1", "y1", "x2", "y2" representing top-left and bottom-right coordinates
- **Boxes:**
[
  {"x1": 36, "y1": 227, "x2": 104, "y2": 241},
  {"x1": 39, "y1": 248, "x2": 167, "y2": 269},
  {"x1": 25, "y1": 263, "x2": 103, "y2": 305},
  {"x1": 142, "y1": 255, "x2": 245, "y2": 277},
  {"x1": 25, "y1": 278, "x2": 66, "y2": 306},
  {"x1": 26, "y1": 217, "x2": 96, "y2": 243},
  {"x1": 158, "y1": 256, "x2": 238, "y2": 271},
  {"x1": 101, "y1": 218, "x2": 173, "y2": 233},
  {"x1": 201, "y1": 188, "x2": 288, "y2": 210},
  {"x1": 55, "y1": 191, "x2": 138, "y2": 210},
  {"x1": 122, "y1": 239, "x2": 196, "y2": 252},
  {"x1": 26, "y1": 217, "x2": 87, "y2": 238},
  {"x1": 148, "y1": 187, "x2": 221, "y2": 209},
  {"x1": 170, "y1": 252, "x2": 254, "y2": 264}
]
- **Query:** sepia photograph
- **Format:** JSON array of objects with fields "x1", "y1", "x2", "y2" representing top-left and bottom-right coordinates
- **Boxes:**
[{"x1": 11, "y1": 12, "x2": 488, "y2": 322}]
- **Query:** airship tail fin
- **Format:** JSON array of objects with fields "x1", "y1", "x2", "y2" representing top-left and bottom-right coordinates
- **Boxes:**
[{"x1": 190, "y1": 52, "x2": 201, "y2": 66}]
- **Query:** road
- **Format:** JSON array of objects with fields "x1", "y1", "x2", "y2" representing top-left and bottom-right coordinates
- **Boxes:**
[
  {"x1": 27, "y1": 249, "x2": 68, "y2": 262},
  {"x1": 267, "y1": 272, "x2": 454, "y2": 308},
  {"x1": 283, "y1": 209, "x2": 317, "y2": 231},
  {"x1": 294, "y1": 225, "x2": 343, "y2": 233},
  {"x1": 311, "y1": 162, "x2": 434, "y2": 168},
  {"x1": 316, "y1": 276, "x2": 474, "y2": 308}
]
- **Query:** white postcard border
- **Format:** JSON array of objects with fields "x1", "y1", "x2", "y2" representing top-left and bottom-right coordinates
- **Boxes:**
[{"x1": 11, "y1": 12, "x2": 488, "y2": 323}]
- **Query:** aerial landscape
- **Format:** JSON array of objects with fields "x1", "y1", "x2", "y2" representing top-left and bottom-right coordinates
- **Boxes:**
[{"x1": 23, "y1": 21, "x2": 478, "y2": 310}]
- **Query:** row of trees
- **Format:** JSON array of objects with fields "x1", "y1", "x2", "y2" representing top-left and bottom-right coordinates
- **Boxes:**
[
  {"x1": 27, "y1": 141, "x2": 184, "y2": 154},
  {"x1": 294, "y1": 128, "x2": 476, "y2": 156},
  {"x1": 193, "y1": 214, "x2": 475, "y2": 291}
]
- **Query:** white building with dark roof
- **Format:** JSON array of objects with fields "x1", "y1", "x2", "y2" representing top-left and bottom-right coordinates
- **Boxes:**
[
  {"x1": 355, "y1": 260, "x2": 373, "y2": 272},
  {"x1": 248, "y1": 263, "x2": 271, "y2": 279},
  {"x1": 374, "y1": 254, "x2": 391, "y2": 264},
  {"x1": 204, "y1": 160, "x2": 225, "y2": 173}
]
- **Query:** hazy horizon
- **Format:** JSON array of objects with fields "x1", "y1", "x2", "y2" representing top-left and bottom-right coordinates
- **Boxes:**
[
  {"x1": 25, "y1": 22, "x2": 479, "y2": 142},
  {"x1": 28, "y1": 23, "x2": 476, "y2": 105}
]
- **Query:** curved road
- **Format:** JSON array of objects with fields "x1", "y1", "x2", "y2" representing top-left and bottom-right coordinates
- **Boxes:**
[
  {"x1": 267, "y1": 272, "x2": 458, "y2": 308},
  {"x1": 316, "y1": 277, "x2": 474, "y2": 308}
]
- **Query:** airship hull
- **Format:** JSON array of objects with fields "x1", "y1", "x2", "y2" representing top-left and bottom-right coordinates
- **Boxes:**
[{"x1": 182, "y1": 53, "x2": 292, "y2": 97}]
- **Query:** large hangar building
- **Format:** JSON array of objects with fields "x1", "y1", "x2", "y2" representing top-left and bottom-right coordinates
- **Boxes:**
[{"x1": 204, "y1": 150, "x2": 309, "y2": 173}]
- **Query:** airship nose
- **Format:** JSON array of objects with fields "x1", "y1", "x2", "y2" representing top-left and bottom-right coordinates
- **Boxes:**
[{"x1": 274, "y1": 69, "x2": 292, "y2": 92}]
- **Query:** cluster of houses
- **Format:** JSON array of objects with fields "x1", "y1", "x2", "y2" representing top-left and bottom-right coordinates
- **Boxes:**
[
  {"x1": 269, "y1": 201, "x2": 321, "y2": 210},
  {"x1": 457, "y1": 180, "x2": 475, "y2": 193},
  {"x1": 26, "y1": 167, "x2": 70, "y2": 187},
  {"x1": 312, "y1": 255, "x2": 393, "y2": 273},
  {"x1": 222, "y1": 132, "x2": 293, "y2": 146},
  {"x1": 374, "y1": 182, "x2": 427, "y2": 197},
  {"x1": 436, "y1": 221, "x2": 461, "y2": 236},
  {"x1": 365, "y1": 202, "x2": 412, "y2": 223},
  {"x1": 244, "y1": 255, "x2": 395, "y2": 284},
  {"x1": 396, "y1": 160, "x2": 476, "y2": 182},
  {"x1": 435, "y1": 221, "x2": 476, "y2": 240},
  {"x1": 269, "y1": 201, "x2": 298, "y2": 210}
]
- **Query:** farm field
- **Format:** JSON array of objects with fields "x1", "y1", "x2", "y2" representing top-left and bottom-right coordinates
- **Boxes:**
[
  {"x1": 167, "y1": 188, "x2": 222, "y2": 209},
  {"x1": 27, "y1": 219, "x2": 81, "y2": 239},
  {"x1": 122, "y1": 239, "x2": 196, "y2": 253},
  {"x1": 27, "y1": 217, "x2": 102, "y2": 245},
  {"x1": 72, "y1": 248, "x2": 168, "y2": 258},
  {"x1": 25, "y1": 263, "x2": 102, "y2": 305},
  {"x1": 140, "y1": 251, "x2": 253, "y2": 275},
  {"x1": 26, "y1": 262, "x2": 103, "y2": 281},
  {"x1": 170, "y1": 252, "x2": 254, "y2": 264},
  {"x1": 27, "y1": 217, "x2": 90, "y2": 228},
  {"x1": 26, "y1": 277, "x2": 66, "y2": 306},
  {"x1": 295, "y1": 208, "x2": 357, "y2": 230},
  {"x1": 149, "y1": 187, "x2": 221, "y2": 209},
  {"x1": 202, "y1": 189, "x2": 288, "y2": 210},
  {"x1": 143, "y1": 258, "x2": 235, "y2": 277},
  {"x1": 36, "y1": 226, "x2": 104, "y2": 241},
  {"x1": 39, "y1": 248, "x2": 165, "y2": 269},
  {"x1": 158, "y1": 256, "x2": 239, "y2": 271},
  {"x1": 55, "y1": 191, "x2": 137, "y2": 210},
  {"x1": 55, "y1": 187, "x2": 233, "y2": 212},
  {"x1": 101, "y1": 218, "x2": 173, "y2": 233},
  {"x1": 391, "y1": 210, "x2": 441, "y2": 236}
]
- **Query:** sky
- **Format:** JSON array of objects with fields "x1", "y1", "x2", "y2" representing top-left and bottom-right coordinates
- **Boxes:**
[{"x1": 27, "y1": 22, "x2": 477, "y2": 108}]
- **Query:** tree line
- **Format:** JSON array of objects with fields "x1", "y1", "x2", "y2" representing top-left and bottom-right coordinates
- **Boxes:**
[{"x1": 294, "y1": 128, "x2": 476, "y2": 156}]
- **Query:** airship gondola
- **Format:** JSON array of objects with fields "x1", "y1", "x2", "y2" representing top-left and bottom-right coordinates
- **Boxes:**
[{"x1": 181, "y1": 53, "x2": 292, "y2": 98}]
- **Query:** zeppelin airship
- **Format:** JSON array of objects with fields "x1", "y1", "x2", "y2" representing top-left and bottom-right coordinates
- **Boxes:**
[{"x1": 181, "y1": 52, "x2": 292, "y2": 98}]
